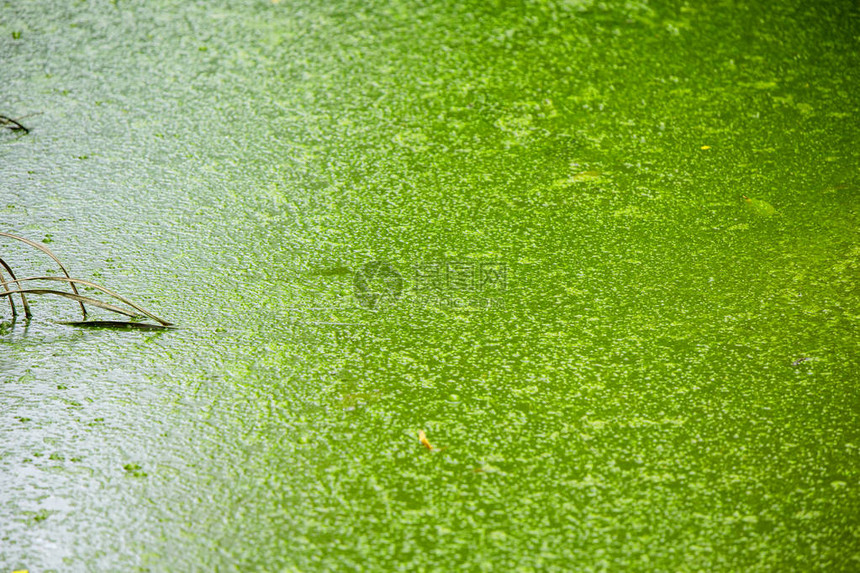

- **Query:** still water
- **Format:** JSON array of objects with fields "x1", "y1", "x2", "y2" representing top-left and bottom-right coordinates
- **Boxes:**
[{"x1": 1, "y1": 0, "x2": 858, "y2": 570}]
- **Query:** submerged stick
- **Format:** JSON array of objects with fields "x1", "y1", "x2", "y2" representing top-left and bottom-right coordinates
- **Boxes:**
[
  {"x1": 0, "y1": 232, "x2": 86, "y2": 319},
  {"x1": 56, "y1": 320, "x2": 172, "y2": 331}
]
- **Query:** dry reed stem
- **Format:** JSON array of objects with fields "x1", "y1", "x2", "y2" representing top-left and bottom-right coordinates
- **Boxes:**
[
  {"x1": 0, "y1": 232, "x2": 87, "y2": 319},
  {"x1": 1, "y1": 233, "x2": 172, "y2": 328}
]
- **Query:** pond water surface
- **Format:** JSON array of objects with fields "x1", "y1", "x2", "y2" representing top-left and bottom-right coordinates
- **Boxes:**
[{"x1": 1, "y1": 0, "x2": 858, "y2": 571}]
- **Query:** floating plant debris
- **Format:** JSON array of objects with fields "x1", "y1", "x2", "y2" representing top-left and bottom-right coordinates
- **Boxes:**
[
  {"x1": 418, "y1": 430, "x2": 434, "y2": 450},
  {"x1": 1, "y1": 232, "x2": 172, "y2": 328},
  {"x1": 418, "y1": 430, "x2": 446, "y2": 452},
  {"x1": 0, "y1": 114, "x2": 29, "y2": 133}
]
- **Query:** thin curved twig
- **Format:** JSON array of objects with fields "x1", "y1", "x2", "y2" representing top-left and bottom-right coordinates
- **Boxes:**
[
  {"x1": 0, "y1": 256, "x2": 31, "y2": 318},
  {"x1": 0, "y1": 264, "x2": 16, "y2": 317},
  {"x1": 0, "y1": 276, "x2": 172, "y2": 326},
  {"x1": 0, "y1": 232, "x2": 86, "y2": 319},
  {"x1": 0, "y1": 288, "x2": 143, "y2": 320},
  {"x1": 0, "y1": 115, "x2": 29, "y2": 134}
]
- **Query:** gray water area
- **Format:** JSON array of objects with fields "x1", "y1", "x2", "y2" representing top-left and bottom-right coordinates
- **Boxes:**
[{"x1": 1, "y1": 0, "x2": 858, "y2": 571}]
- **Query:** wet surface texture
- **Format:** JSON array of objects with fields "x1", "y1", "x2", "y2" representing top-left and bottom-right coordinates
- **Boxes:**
[{"x1": 2, "y1": 0, "x2": 859, "y2": 570}]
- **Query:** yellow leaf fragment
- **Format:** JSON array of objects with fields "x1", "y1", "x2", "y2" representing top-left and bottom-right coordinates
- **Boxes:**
[
  {"x1": 418, "y1": 430, "x2": 434, "y2": 450},
  {"x1": 700, "y1": 145, "x2": 711, "y2": 150}
]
